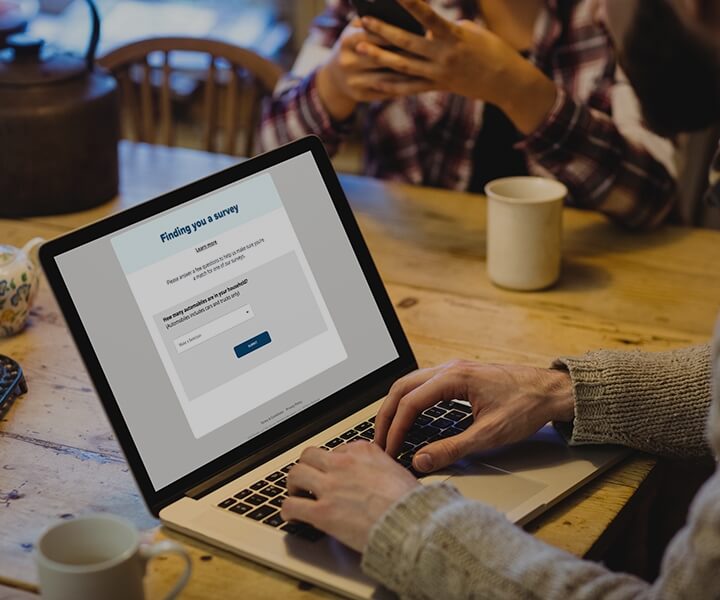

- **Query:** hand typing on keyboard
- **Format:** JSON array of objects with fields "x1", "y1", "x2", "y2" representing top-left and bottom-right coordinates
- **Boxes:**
[
  {"x1": 220, "y1": 360, "x2": 573, "y2": 546},
  {"x1": 373, "y1": 361, "x2": 574, "y2": 474},
  {"x1": 282, "y1": 441, "x2": 419, "y2": 553}
]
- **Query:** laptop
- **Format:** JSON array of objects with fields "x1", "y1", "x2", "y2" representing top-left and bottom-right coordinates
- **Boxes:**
[{"x1": 40, "y1": 136, "x2": 626, "y2": 599}]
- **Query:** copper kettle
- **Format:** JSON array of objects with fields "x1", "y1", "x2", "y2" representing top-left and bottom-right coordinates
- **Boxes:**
[{"x1": 0, "y1": 0, "x2": 119, "y2": 217}]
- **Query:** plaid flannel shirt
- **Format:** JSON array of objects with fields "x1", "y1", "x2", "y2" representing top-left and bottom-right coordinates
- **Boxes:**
[{"x1": 259, "y1": 0, "x2": 678, "y2": 229}]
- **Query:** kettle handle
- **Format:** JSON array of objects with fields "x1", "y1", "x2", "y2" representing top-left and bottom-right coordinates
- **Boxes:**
[{"x1": 84, "y1": 0, "x2": 101, "y2": 70}]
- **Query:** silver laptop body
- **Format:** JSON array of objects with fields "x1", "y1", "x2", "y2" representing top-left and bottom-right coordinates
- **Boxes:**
[{"x1": 40, "y1": 137, "x2": 625, "y2": 600}]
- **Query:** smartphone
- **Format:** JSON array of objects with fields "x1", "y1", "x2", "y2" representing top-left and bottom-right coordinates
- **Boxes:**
[{"x1": 351, "y1": 0, "x2": 425, "y2": 36}]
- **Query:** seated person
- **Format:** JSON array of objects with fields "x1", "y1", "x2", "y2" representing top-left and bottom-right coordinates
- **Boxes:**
[
  {"x1": 280, "y1": 0, "x2": 720, "y2": 596},
  {"x1": 259, "y1": 0, "x2": 677, "y2": 229}
]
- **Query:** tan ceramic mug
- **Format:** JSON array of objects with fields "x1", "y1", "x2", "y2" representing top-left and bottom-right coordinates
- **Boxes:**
[
  {"x1": 35, "y1": 514, "x2": 191, "y2": 600},
  {"x1": 485, "y1": 177, "x2": 567, "y2": 291}
]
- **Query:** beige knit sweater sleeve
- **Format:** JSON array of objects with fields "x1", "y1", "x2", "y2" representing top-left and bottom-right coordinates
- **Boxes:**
[
  {"x1": 553, "y1": 344, "x2": 713, "y2": 457},
  {"x1": 361, "y1": 342, "x2": 720, "y2": 599}
]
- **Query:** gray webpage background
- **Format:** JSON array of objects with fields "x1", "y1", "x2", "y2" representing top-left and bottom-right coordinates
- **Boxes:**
[
  {"x1": 55, "y1": 152, "x2": 399, "y2": 490},
  {"x1": 153, "y1": 252, "x2": 327, "y2": 400}
]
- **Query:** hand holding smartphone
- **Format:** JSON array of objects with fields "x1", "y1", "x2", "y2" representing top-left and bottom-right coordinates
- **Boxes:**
[{"x1": 350, "y1": 0, "x2": 425, "y2": 36}]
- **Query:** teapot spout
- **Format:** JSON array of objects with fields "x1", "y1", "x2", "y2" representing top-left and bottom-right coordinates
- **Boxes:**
[{"x1": 22, "y1": 237, "x2": 45, "y2": 268}]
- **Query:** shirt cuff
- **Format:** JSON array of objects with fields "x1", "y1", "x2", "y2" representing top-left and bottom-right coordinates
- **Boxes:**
[
  {"x1": 361, "y1": 483, "x2": 462, "y2": 591},
  {"x1": 517, "y1": 87, "x2": 581, "y2": 159},
  {"x1": 302, "y1": 69, "x2": 356, "y2": 139}
]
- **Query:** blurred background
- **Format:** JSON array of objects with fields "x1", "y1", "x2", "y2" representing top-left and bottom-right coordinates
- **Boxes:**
[
  {"x1": 0, "y1": 0, "x2": 369, "y2": 171},
  {"x1": 0, "y1": 0, "x2": 326, "y2": 58}
]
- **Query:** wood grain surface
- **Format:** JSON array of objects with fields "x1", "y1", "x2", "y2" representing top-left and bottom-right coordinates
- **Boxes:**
[{"x1": 1, "y1": 142, "x2": 718, "y2": 598}]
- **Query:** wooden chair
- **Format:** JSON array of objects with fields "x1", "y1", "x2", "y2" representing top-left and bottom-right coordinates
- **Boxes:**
[
  {"x1": 675, "y1": 124, "x2": 720, "y2": 228},
  {"x1": 98, "y1": 38, "x2": 284, "y2": 156}
]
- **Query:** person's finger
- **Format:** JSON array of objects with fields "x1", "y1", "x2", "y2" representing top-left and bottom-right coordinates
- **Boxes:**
[
  {"x1": 385, "y1": 370, "x2": 464, "y2": 457},
  {"x1": 412, "y1": 428, "x2": 476, "y2": 472},
  {"x1": 361, "y1": 16, "x2": 435, "y2": 58},
  {"x1": 346, "y1": 52, "x2": 400, "y2": 74},
  {"x1": 370, "y1": 74, "x2": 434, "y2": 96},
  {"x1": 286, "y1": 462, "x2": 329, "y2": 497},
  {"x1": 344, "y1": 29, "x2": 397, "y2": 51},
  {"x1": 297, "y1": 446, "x2": 332, "y2": 470},
  {"x1": 332, "y1": 438, "x2": 371, "y2": 453},
  {"x1": 355, "y1": 42, "x2": 435, "y2": 80},
  {"x1": 374, "y1": 366, "x2": 441, "y2": 449},
  {"x1": 281, "y1": 495, "x2": 321, "y2": 526},
  {"x1": 395, "y1": 0, "x2": 458, "y2": 39},
  {"x1": 364, "y1": 31, "x2": 393, "y2": 47}
]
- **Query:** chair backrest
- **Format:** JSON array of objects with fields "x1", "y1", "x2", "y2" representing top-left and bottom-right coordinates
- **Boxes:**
[
  {"x1": 98, "y1": 37, "x2": 283, "y2": 156},
  {"x1": 675, "y1": 124, "x2": 720, "y2": 228}
]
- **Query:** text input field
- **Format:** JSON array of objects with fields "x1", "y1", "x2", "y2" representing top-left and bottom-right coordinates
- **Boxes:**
[{"x1": 173, "y1": 304, "x2": 254, "y2": 353}]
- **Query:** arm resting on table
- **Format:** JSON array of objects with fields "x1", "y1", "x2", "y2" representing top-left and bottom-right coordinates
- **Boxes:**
[
  {"x1": 362, "y1": 342, "x2": 719, "y2": 598},
  {"x1": 554, "y1": 344, "x2": 713, "y2": 458},
  {"x1": 362, "y1": 474, "x2": 720, "y2": 599},
  {"x1": 521, "y1": 85, "x2": 677, "y2": 230}
]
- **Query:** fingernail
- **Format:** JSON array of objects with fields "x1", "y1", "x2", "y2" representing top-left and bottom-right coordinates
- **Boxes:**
[
  {"x1": 362, "y1": 16, "x2": 374, "y2": 26},
  {"x1": 415, "y1": 453, "x2": 433, "y2": 472}
]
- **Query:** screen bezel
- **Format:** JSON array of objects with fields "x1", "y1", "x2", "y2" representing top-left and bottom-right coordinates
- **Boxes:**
[{"x1": 40, "y1": 136, "x2": 417, "y2": 516}]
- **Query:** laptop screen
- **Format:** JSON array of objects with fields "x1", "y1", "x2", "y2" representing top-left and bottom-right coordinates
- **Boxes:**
[{"x1": 52, "y1": 150, "x2": 400, "y2": 491}]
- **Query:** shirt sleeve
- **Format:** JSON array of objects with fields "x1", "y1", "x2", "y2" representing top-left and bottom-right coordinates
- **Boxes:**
[
  {"x1": 362, "y1": 474, "x2": 720, "y2": 600},
  {"x1": 257, "y1": 0, "x2": 356, "y2": 155},
  {"x1": 520, "y1": 82, "x2": 678, "y2": 230},
  {"x1": 552, "y1": 344, "x2": 713, "y2": 458}
]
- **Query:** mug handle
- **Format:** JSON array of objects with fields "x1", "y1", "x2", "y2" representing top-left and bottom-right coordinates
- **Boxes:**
[{"x1": 140, "y1": 540, "x2": 192, "y2": 600}]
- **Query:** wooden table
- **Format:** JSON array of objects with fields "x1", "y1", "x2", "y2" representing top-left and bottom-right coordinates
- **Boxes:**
[{"x1": 2, "y1": 142, "x2": 719, "y2": 599}]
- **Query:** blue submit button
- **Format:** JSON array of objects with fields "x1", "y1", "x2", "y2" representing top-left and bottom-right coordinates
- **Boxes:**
[{"x1": 234, "y1": 331, "x2": 272, "y2": 359}]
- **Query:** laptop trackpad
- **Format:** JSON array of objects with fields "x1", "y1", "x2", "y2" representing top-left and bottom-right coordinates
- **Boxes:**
[{"x1": 447, "y1": 462, "x2": 547, "y2": 514}]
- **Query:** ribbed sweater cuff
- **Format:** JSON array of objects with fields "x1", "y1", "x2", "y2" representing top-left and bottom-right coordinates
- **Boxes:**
[
  {"x1": 361, "y1": 483, "x2": 461, "y2": 589},
  {"x1": 551, "y1": 355, "x2": 617, "y2": 446}
]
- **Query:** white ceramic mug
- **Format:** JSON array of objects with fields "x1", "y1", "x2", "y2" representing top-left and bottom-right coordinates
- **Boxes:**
[
  {"x1": 35, "y1": 514, "x2": 192, "y2": 600},
  {"x1": 485, "y1": 177, "x2": 567, "y2": 291}
]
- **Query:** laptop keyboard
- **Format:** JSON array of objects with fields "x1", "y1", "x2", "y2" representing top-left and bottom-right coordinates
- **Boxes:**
[{"x1": 216, "y1": 400, "x2": 473, "y2": 541}]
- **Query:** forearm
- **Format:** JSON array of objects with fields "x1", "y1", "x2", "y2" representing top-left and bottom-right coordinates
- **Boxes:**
[
  {"x1": 363, "y1": 484, "x2": 648, "y2": 599},
  {"x1": 520, "y1": 89, "x2": 677, "y2": 229},
  {"x1": 364, "y1": 474, "x2": 720, "y2": 599},
  {"x1": 257, "y1": 0, "x2": 356, "y2": 154},
  {"x1": 496, "y1": 58, "x2": 558, "y2": 136},
  {"x1": 258, "y1": 70, "x2": 355, "y2": 155},
  {"x1": 554, "y1": 344, "x2": 713, "y2": 458}
]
